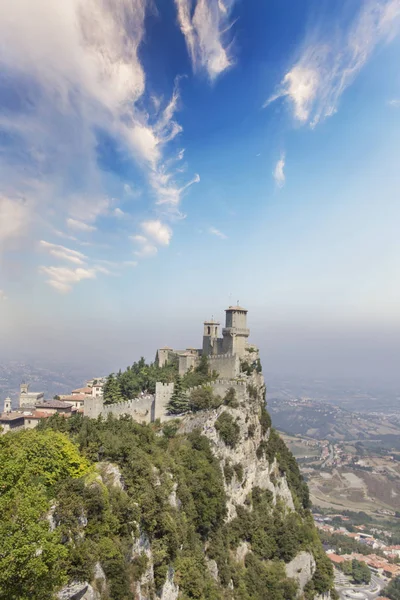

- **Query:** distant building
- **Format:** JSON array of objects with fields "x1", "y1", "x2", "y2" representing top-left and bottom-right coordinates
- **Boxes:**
[
  {"x1": 0, "y1": 412, "x2": 25, "y2": 433},
  {"x1": 19, "y1": 383, "x2": 44, "y2": 408},
  {"x1": 71, "y1": 387, "x2": 92, "y2": 396},
  {"x1": 59, "y1": 394, "x2": 86, "y2": 410},
  {"x1": 34, "y1": 400, "x2": 73, "y2": 415}
]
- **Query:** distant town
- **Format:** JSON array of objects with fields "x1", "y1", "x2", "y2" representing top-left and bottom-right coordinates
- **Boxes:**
[{"x1": 0, "y1": 377, "x2": 106, "y2": 434}]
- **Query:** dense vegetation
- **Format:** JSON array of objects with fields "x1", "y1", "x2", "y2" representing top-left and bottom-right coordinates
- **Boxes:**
[
  {"x1": 0, "y1": 389, "x2": 334, "y2": 599},
  {"x1": 384, "y1": 576, "x2": 400, "y2": 600},
  {"x1": 338, "y1": 559, "x2": 371, "y2": 584},
  {"x1": 103, "y1": 355, "x2": 218, "y2": 405}
]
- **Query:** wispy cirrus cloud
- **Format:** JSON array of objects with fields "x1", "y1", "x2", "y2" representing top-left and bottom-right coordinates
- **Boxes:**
[
  {"x1": 209, "y1": 226, "x2": 227, "y2": 239},
  {"x1": 39, "y1": 266, "x2": 97, "y2": 294},
  {"x1": 175, "y1": 0, "x2": 237, "y2": 80},
  {"x1": 66, "y1": 219, "x2": 97, "y2": 233},
  {"x1": 273, "y1": 154, "x2": 285, "y2": 188},
  {"x1": 388, "y1": 98, "x2": 400, "y2": 107},
  {"x1": 39, "y1": 241, "x2": 86, "y2": 265},
  {"x1": 0, "y1": 0, "x2": 200, "y2": 293},
  {"x1": 265, "y1": 0, "x2": 400, "y2": 126}
]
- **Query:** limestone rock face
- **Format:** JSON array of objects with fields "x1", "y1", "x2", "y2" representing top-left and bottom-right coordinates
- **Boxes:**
[
  {"x1": 96, "y1": 462, "x2": 125, "y2": 489},
  {"x1": 180, "y1": 373, "x2": 295, "y2": 520},
  {"x1": 57, "y1": 582, "x2": 100, "y2": 600},
  {"x1": 132, "y1": 531, "x2": 155, "y2": 599},
  {"x1": 160, "y1": 568, "x2": 179, "y2": 600},
  {"x1": 285, "y1": 551, "x2": 316, "y2": 593}
]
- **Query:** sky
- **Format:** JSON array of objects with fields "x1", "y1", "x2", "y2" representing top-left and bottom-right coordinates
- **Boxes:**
[{"x1": 0, "y1": 0, "x2": 400, "y2": 385}]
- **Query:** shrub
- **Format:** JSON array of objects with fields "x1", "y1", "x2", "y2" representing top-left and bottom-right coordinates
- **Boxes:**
[
  {"x1": 248, "y1": 384, "x2": 258, "y2": 400},
  {"x1": 224, "y1": 387, "x2": 239, "y2": 408},
  {"x1": 260, "y1": 404, "x2": 272, "y2": 436},
  {"x1": 215, "y1": 412, "x2": 241, "y2": 448},
  {"x1": 224, "y1": 463, "x2": 234, "y2": 484},
  {"x1": 234, "y1": 463, "x2": 244, "y2": 483},
  {"x1": 248, "y1": 424, "x2": 256, "y2": 438}
]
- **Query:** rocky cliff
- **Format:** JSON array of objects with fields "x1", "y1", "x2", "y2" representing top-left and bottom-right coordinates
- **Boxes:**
[{"x1": 1, "y1": 363, "x2": 334, "y2": 600}]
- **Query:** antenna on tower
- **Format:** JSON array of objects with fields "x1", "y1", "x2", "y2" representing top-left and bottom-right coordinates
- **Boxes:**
[{"x1": 237, "y1": 299, "x2": 240, "y2": 306}]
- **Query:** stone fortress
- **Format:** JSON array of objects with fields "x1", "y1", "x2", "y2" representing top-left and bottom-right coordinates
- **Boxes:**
[
  {"x1": 84, "y1": 305, "x2": 259, "y2": 423},
  {"x1": 0, "y1": 306, "x2": 259, "y2": 432}
]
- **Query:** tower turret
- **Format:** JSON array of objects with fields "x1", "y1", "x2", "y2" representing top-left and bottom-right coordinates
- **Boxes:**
[
  {"x1": 202, "y1": 320, "x2": 220, "y2": 356},
  {"x1": 4, "y1": 397, "x2": 11, "y2": 413},
  {"x1": 222, "y1": 306, "x2": 249, "y2": 357}
]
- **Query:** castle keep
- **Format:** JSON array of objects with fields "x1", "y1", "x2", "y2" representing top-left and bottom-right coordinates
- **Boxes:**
[{"x1": 158, "y1": 305, "x2": 250, "y2": 379}]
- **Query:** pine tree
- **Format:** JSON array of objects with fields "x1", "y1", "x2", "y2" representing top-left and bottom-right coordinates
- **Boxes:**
[
  {"x1": 103, "y1": 374, "x2": 123, "y2": 405},
  {"x1": 167, "y1": 376, "x2": 189, "y2": 415}
]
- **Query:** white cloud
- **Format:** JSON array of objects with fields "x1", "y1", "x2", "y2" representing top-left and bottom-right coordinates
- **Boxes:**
[
  {"x1": 113, "y1": 208, "x2": 126, "y2": 218},
  {"x1": 67, "y1": 218, "x2": 97, "y2": 233},
  {"x1": 0, "y1": 0, "x2": 200, "y2": 274},
  {"x1": 0, "y1": 290, "x2": 7, "y2": 301},
  {"x1": 39, "y1": 265, "x2": 97, "y2": 293},
  {"x1": 388, "y1": 98, "x2": 400, "y2": 107},
  {"x1": 141, "y1": 220, "x2": 172, "y2": 246},
  {"x1": 175, "y1": 0, "x2": 237, "y2": 80},
  {"x1": 123, "y1": 260, "x2": 138, "y2": 267},
  {"x1": 151, "y1": 171, "x2": 200, "y2": 207},
  {"x1": 39, "y1": 240, "x2": 86, "y2": 265},
  {"x1": 0, "y1": 195, "x2": 30, "y2": 246},
  {"x1": 131, "y1": 235, "x2": 158, "y2": 258},
  {"x1": 265, "y1": 0, "x2": 400, "y2": 126},
  {"x1": 209, "y1": 226, "x2": 227, "y2": 239},
  {"x1": 273, "y1": 154, "x2": 285, "y2": 188}
]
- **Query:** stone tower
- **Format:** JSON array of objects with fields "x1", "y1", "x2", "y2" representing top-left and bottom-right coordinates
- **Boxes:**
[
  {"x1": 202, "y1": 320, "x2": 220, "y2": 356},
  {"x1": 222, "y1": 306, "x2": 249, "y2": 357},
  {"x1": 4, "y1": 397, "x2": 11, "y2": 413}
]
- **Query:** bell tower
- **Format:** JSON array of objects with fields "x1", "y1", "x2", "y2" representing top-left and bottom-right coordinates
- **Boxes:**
[
  {"x1": 202, "y1": 320, "x2": 220, "y2": 356},
  {"x1": 4, "y1": 397, "x2": 11, "y2": 413}
]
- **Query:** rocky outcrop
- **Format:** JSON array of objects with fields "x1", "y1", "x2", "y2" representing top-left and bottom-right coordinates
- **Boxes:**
[
  {"x1": 57, "y1": 582, "x2": 99, "y2": 600},
  {"x1": 132, "y1": 531, "x2": 155, "y2": 599},
  {"x1": 180, "y1": 373, "x2": 294, "y2": 520},
  {"x1": 160, "y1": 568, "x2": 179, "y2": 600},
  {"x1": 96, "y1": 462, "x2": 125, "y2": 489},
  {"x1": 285, "y1": 551, "x2": 316, "y2": 594}
]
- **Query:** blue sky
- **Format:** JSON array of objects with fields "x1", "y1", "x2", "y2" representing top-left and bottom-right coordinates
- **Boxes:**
[{"x1": 0, "y1": 0, "x2": 400, "y2": 383}]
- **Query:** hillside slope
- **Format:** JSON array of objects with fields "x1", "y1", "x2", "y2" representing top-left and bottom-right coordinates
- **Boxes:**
[{"x1": 0, "y1": 367, "x2": 334, "y2": 600}]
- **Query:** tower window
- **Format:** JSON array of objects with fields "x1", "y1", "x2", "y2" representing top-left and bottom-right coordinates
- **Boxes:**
[{"x1": 208, "y1": 326, "x2": 211, "y2": 334}]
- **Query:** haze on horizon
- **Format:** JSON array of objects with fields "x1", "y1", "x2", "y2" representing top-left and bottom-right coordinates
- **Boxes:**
[{"x1": 0, "y1": 0, "x2": 399, "y2": 388}]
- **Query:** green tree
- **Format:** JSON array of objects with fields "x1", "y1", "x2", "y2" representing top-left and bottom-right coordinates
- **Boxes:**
[
  {"x1": 166, "y1": 376, "x2": 189, "y2": 415},
  {"x1": 103, "y1": 374, "x2": 123, "y2": 405},
  {"x1": 215, "y1": 412, "x2": 241, "y2": 448},
  {"x1": 384, "y1": 576, "x2": 400, "y2": 600},
  {"x1": 351, "y1": 559, "x2": 371, "y2": 584}
]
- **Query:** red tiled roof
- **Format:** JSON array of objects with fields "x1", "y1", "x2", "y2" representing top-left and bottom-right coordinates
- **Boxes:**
[
  {"x1": 329, "y1": 554, "x2": 345, "y2": 564},
  {"x1": 72, "y1": 387, "x2": 92, "y2": 394},
  {"x1": 60, "y1": 394, "x2": 86, "y2": 401}
]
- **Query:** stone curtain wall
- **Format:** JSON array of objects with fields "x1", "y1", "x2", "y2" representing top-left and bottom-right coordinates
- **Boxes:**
[
  {"x1": 185, "y1": 379, "x2": 248, "y2": 403},
  {"x1": 102, "y1": 395, "x2": 154, "y2": 424},
  {"x1": 84, "y1": 395, "x2": 155, "y2": 424},
  {"x1": 208, "y1": 354, "x2": 240, "y2": 379}
]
